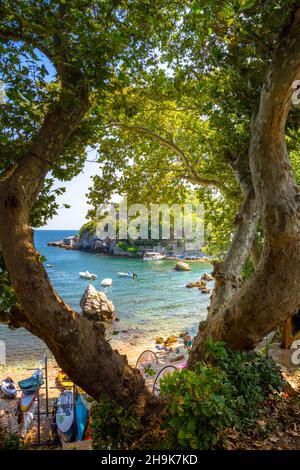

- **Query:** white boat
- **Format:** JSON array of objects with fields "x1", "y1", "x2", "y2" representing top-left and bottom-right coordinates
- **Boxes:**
[
  {"x1": 117, "y1": 272, "x2": 137, "y2": 278},
  {"x1": 143, "y1": 251, "x2": 166, "y2": 261},
  {"x1": 1, "y1": 378, "x2": 17, "y2": 399},
  {"x1": 56, "y1": 390, "x2": 75, "y2": 443},
  {"x1": 79, "y1": 271, "x2": 97, "y2": 280},
  {"x1": 101, "y1": 278, "x2": 112, "y2": 287}
]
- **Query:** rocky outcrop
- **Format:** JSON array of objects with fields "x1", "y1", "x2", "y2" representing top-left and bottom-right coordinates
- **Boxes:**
[
  {"x1": 200, "y1": 287, "x2": 211, "y2": 294},
  {"x1": 186, "y1": 280, "x2": 206, "y2": 288},
  {"x1": 174, "y1": 261, "x2": 191, "y2": 271},
  {"x1": 48, "y1": 236, "x2": 79, "y2": 250},
  {"x1": 75, "y1": 230, "x2": 110, "y2": 253},
  {"x1": 201, "y1": 272, "x2": 214, "y2": 281},
  {"x1": 80, "y1": 285, "x2": 115, "y2": 322}
]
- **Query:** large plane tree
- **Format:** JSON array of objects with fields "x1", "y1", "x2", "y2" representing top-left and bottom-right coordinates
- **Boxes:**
[{"x1": 0, "y1": 0, "x2": 300, "y2": 411}]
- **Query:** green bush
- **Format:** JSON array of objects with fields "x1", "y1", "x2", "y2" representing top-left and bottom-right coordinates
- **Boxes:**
[
  {"x1": 160, "y1": 364, "x2": 236, "y2": 449},
  {"x1": 204, "y1": 339, "x2": 283, "y2": 422},
  {"x1": 91, "y1": 395, "x2": 143, "y2": 450},
  {"x1": 91, "y1": 341, "x2": 284, "y2": 451},
  {"x1": 78, "y1": 220, "x2": 97, "y2": 236},
  {"x1": 0, "y1": 424, "x2": 22, "y2": 450},
  {"x1": 127, "y1": 246, "x2": 138, "y2": 253},
  {"x1": 159, "y1": 340, "x2": 283, "y2": 449},
  {"x1": 116, "y1": 241, "x2": 129, "y2": 251}
]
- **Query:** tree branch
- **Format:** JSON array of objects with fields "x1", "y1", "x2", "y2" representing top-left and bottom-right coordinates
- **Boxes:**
[
  {"x1": 0, "y1": 28, "x2": 54, "y2": 63},
  {"x1": 0, "y1": 306, "x2": 29, "y2": 328},
  {"x1": 112, "y1": 122, "x2": 225, "y2": 190}
]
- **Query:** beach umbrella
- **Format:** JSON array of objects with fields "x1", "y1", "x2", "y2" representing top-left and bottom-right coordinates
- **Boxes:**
[
  {"x1": 135, "y1": 350, "x2": 158, "y2": 378},
  {"x1": 152, "y1": 365, "x2": 177, "y2": 396}
]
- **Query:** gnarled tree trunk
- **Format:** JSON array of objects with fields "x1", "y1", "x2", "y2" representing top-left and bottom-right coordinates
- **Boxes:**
[
  {"x1": 209, "y1": 153, "x2": 259, "y2": 316},
  {"x1": 0, "y1": 82, "x2": 152, "y2": 411},
  {"x1": 190, "y1": 8, "x2": 300, "y2": 364}
]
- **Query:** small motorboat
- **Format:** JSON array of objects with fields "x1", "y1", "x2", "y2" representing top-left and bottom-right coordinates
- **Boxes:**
[
  {"x1": 79, "y1": 271, "x2": 97, "y2": 280},
  {"x1": 117, "y1": 271, "x2": 137, "y2": 279},
  {"x1": 101, "y1": 278, "x2": 112, "y2": 287},
  {"x1": 143, "y1": 251, "x2": 166, "y2": 261},
  {"x1": 1, "y1": 377, "x2": 17, "y2": 399}
]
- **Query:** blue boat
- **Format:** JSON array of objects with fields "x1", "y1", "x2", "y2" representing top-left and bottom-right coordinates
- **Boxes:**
[
  {"x1": 75, "y1": 394, "x2": 89, "y2": 441},
  {"x1": 18, "y1": 368, "x2": 43, "y2": 394}
]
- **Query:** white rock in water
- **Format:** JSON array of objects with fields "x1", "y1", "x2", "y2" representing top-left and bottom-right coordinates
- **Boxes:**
[
  {"x1": 174, "y1": 261, "x2": 191, "y2": 271},
  {"x1": 80, "y1": 284, "x2": 115, "y2": 322}
]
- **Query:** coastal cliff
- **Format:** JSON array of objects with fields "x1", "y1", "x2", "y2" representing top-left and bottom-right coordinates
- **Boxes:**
[
  {"x1": 47, "y1": 229, "x2": 144, "y2": 257},
  {"x1": 47, "y1": 222, "x2": 210, "y2": 259}
]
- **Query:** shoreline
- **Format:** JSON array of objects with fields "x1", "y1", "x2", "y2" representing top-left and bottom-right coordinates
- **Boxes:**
[
  {"x1": 0, "y1": 336, "x2": 189, "y2": 444},
  {"x1": 47, "y1": 244, "x2": 213, "y2": 263},
  {"x1": 46, "y1": 233, "x2": 214, "y2": 263}
]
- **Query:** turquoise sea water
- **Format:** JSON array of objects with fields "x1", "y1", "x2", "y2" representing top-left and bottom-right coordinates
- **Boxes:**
[{"x1": 0, "y1": 230, "x2": 212, "y2": 365}]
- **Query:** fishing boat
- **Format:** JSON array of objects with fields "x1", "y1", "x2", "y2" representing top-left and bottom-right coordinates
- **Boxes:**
[
  {"x1": 143, "y1": 251, "x2": 166, "y2": 261},
  {"x1": 79, "y1": 271, "x2": 97, "y2": 280},
  {"x1": 117, "y1": 271, "x2": 137, "y2": 278},
  {"x1": 101, "y1": 278, "x2": 112, "y2": 287},
  {"x1": 1, "y1": 377, "x2": 17, "y2": 399}
]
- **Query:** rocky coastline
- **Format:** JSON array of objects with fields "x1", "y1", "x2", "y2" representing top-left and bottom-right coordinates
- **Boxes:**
[
  {"x1": 47, "y1": 232, "x2": 144, "y2": 257},
  {"x1": 47, "y1": 230, "x2": 212, "y2": 262}
]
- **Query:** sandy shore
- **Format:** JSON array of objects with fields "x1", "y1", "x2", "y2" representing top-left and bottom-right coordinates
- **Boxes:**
[
  {"x1": 0, "y1": 336, "x2": 188, "y2": 447},
  {"x1": 2, "y1": 339, "x2": 300, "y2": 449}
]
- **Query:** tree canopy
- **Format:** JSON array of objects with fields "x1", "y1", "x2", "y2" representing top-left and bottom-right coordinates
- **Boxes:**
[{"x1": 1, "y1": 0, "x2": 300, "y2": 411}]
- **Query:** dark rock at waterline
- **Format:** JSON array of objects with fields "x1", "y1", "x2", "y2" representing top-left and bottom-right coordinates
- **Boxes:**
[
  {"x1": 186, "y1": 280, "x2": 206, "y2": 288},
  {"x1": 200, "y1": 272, "x2": 214, "y2": 281}
]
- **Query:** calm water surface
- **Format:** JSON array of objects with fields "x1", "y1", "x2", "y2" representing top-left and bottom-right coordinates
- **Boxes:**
[{"x1": 0, "y1": 230, "x2": 212, "y2": 364}]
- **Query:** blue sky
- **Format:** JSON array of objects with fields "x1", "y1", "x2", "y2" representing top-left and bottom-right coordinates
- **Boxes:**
[{"x1": 43, "y1": 159, "x2": 97, "y2": 230}]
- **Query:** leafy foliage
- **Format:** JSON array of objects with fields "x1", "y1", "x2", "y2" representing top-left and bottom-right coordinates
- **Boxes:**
[
  {"x1": 91, "y1": 340, "x2": 284, "y2": 451},
  {"x1": 159, "y1": 340, "x2": 283, "y2": 449},
  {"x1": 78, "y1": 220, "x2": 98, "y2": 237},
  {"x1": 116, "y1": 241, "x2": 129, "y2": 251},
  {"x1": 0, "y1": 252, "x2": 18, "y2": 314},
  {"x1": 0, "y1": 423, "x2": 22, "y2": 450},
  {"x1": 160, "y1": 364, "x2": 236, "y2": 449},
  {"x1": 91, "y1": 394, "x2": 143, "y2": 450}
]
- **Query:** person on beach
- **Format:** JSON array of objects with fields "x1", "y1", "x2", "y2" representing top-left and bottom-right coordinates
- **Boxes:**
[{"x1": 183, "y1": 332, "x2": 192, "y2": 351}]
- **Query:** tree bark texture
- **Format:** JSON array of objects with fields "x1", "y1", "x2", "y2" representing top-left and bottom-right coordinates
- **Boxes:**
[{"x1": 190, "y1": 8, "x2": 300, "y2": 364}]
